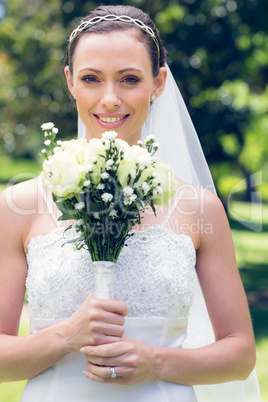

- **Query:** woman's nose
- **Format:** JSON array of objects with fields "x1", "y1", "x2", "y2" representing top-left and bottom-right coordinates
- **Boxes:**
[{"x1": 100, "y1": 84, "x2": 121, "y2": 109}]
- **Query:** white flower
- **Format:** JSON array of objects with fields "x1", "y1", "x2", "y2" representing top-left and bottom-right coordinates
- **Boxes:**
[
  {"x1": 142, "y1": 182, "x2": 150, "y2": 195},
  {"x1": 103, "y1": 139, "x2": 110, "y2": 150},
  {"x1": 130, "y1": 169, "x2": 136, "y2": 179},
  {"x1": 93, "y1": 212, "x2": 100, "y2": 219},
  {"x1": 84, "y1": 180, "x2": 91, "y2": 186},
  {"x1": 102, "y1": 131, "x2": 118, "y2": 140},
  {"x1": 44, "y1": 139, "x2": 51, "y2": 146},
  {"x1": 75, "y1": 201, "x2": 85, "y2": 210},
  {"x1": 114, "y1": 138, "x2": 130, "y2": 150},
  {"x1": 105, "y1": 159, "x2": 114, "y2": 170},
  {"x1": 41, "y1": 149, "x2": 46, "y2": 154},
  {"x1": 97, "y1": 183, "x2": 105, "y2": 190},
  {"x1": 144, "y1": 135, "x2": 155, "y2": 142},
  {"x1": 123, "y1": 186, "x2": 134, "y2": 196},
  {"x1": 42, "y1": 151, "x2": 86, "y2": 197},
  {"x1": 57, "y1": 140, "x2": 62, "y2": 145},
  {"x1": 101, "y1": 172, "x2": 109, "y2": 179},
  {"x1": 123, "y1": 194, "x2": 137, "y2": 205},
  {"x1": 129, "y1": 194, "x2": 137, "y2": 203},
  {"x1": 137, "y1": 140, "x2": 143, "y2": 146},
  {"x1": 153, "y1": 142, "x2": 159, "y2": 149},
  {"x1": 52, "y1": 127, "x2": 59, "y2": 134},
  {"x1": 152, "y1": 158, "x2": 177, "y2": 206},
  {"x1": 109, "y1": 209, "x2": 118, "y2": 218},
  {"x1": 101, "y1": 193, "x2": 113, "y2": 203},
  {"x1": 152, "y1": 178, "x2": 160, "y2": 186},
  {"x1": 41, "y1": 122, "x2": 54, "y2": 130}
]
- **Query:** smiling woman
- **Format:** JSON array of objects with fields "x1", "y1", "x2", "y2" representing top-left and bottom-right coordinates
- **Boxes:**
[
  {"x1": 64, "y1": 31, "x2": 166, "y2": 145},
  {"x1": 0, "y1": 4, "x2": 261, "y2": 402}
]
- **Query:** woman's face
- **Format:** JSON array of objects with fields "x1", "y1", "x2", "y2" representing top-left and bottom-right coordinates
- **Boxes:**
[{"x1": 65, "y1": 30, "x2": 166, "y2": 145}]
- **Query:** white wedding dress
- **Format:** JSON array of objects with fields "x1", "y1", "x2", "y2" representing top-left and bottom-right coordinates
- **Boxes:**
[
  {"x1": 21, "y1": 183, "x2": 199, "y2": 402},
  {"x1": 21, "y1": 181, "x2": 261, "y2": 402}
]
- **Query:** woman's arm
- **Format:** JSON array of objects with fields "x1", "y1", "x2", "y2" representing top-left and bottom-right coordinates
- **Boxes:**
[
  {"x1": 81, "y1": 189, "x2": 256, "y2": 385},
  {"x1": 0, "y1": 183, "x2": 127, "y2": 382}
]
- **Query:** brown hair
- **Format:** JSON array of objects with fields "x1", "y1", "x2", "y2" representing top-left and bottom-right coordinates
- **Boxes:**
[{"x1": 65, "y1": 5, "x2": 167, "y2": 77}]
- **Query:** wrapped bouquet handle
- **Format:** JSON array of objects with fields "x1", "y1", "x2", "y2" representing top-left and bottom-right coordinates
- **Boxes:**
[{"x1": 92, "y1": 261, "x2": 115, "y2": 299}]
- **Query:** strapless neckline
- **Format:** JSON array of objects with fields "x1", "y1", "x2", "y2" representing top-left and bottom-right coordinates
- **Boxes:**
[{"x1": 26, "y1": 224, "x2": 196, "y2": 256}]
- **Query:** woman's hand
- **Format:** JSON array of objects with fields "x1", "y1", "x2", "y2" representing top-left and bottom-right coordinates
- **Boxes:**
[
  {"x1": 63, "y1": 294, "x2": 128, "y2": 353},
  {"x1": 80, "y1": 337, "x2": 157, "y2": 384}
]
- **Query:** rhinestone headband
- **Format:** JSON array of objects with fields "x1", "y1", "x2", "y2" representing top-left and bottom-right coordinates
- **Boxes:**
[{"x1": 69, "y1": 14, "x2": 160, "y2": 60}]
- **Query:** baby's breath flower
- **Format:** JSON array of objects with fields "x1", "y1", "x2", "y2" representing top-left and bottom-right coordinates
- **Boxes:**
[
  {"x1": 97, "y1": 183, "x2": 105, "y2": 190},
  {"x1": 94, "y1": 212, "x2": 100, "y2": 219},
  {"x1": 105, "y1": 159, "x2": 114, "y2": 170},
  {"x1": 101, "y1": 193, "x2": 113, "y2": 203},
  {"x1": 156, "y1": 186, "x2": 163, "y2": 194},
  {"x1": 52, "y1": 127, "x2": 59, "y2": 134},
  {"x1": 75, "y1": 201, "x2": 85, "y2": 210},
  {"x1": 137, "y1": 140, "x2": 143, "y2": 146},
  {"x1": 84, "y1": 180, "x2": 91, "y2": 186},
  {"x1": 123, "y1": 186, "x2": 134, "y2": 196},
  {"x1": 44, "y1": 139, "x2": 51, "y2": 146},
  {"x1": 57, "y1": 140, "x2": 62, "y2": 145},
  {"x1": 142, "y1": 182, "x2": 150, "y2": 195},
  {"x1": 102, "y1": 131, "x2": 117, "y2": 140},
  {"x1": 144, "y1": 135, "x2": 155, "y2": 142},
  {"x1": 109, "y1": 209, "x2": 118, "y2": 218},
  {"x1": 41, "y1": 149, "x2": 46, "y2": 154},
  {"x1": 153, "y1": 142, "x2": 159, "y2": 149},
  {"x1": 41, "y1": 122, "x2": 54, "y2": 130},
  {"x1": 152, "y1": 178, "x2": 160, "y2": 186},
  {"x1": 101, "y1": 172, "x2": 109, "y2": 180}
]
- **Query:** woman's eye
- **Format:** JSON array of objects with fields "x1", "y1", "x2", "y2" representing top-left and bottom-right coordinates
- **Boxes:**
[
  {"x1": 122, "y1": 76, "x2": 140, "y2": 84},
  {"x1": 82, "y1": 75, "x2": 99, "y2": 83}
]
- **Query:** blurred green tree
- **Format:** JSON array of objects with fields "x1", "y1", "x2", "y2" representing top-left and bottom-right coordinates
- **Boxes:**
[{"x1": 0, "y1": 0, "x2": 267, "y2": 200}]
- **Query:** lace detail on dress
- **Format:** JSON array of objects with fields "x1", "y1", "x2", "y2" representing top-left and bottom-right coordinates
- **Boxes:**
[{"x1": 26, "y1": 225, "x2": 196, "y2": 320}]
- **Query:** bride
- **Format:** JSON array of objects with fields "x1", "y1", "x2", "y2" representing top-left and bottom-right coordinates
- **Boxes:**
[{"x1": 0, "y1": 4, "x2": 261, "y2": 401}]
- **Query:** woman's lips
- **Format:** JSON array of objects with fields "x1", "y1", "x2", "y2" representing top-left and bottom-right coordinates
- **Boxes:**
[{"x1": 94, "y1": 114, "x2": 129, "y2": 129}]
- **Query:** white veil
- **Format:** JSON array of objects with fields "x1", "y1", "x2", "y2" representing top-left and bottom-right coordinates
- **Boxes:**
[{"x1": 78, "y1": 64, "x2": 261, "y2": 401}]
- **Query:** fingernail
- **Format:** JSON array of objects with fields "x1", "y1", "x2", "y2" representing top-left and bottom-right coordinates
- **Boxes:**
[{"x1": 80, "y1": 347, "x2": 86, "y2": 353}]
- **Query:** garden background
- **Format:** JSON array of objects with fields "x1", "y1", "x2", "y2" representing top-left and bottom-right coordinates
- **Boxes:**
[{"x1": 0, "y1": 0, "x2": 267, "y2": 400}]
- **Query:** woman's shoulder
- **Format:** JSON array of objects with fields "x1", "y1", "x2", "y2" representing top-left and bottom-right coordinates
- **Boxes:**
[
  {"x1": 174, "y1": 177, "x2": 221, "y2": 214},
  {"x1": 168, "y1": 179, "x2": 225, "y2": 249},
  {"x1": 0, "y1": 177, "x2": 40, "y2": 222}
]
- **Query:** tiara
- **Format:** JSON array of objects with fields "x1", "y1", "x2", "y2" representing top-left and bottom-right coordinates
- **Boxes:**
[{"x1": 68, "y1": 14, "x2": 160, "y2": 60}]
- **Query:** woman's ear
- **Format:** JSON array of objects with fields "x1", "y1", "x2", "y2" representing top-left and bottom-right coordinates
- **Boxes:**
[
  {"x1": 152, "y1": 67, "x2": 167, "y2": 99},
  {"x1": 64, "y1": 66, "x2": 75, "y2": 99}
]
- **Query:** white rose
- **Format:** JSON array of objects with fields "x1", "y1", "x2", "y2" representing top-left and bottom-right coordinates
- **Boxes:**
[
  {"x1": 116, "y1": 159, "x2": 136, "y2": 187},
  {"x1": 152, "y1": 159, "x2": 177, "y2": 206},
  {"x1": 42, "y1": 151, "x2": 86, "y2": 198}
]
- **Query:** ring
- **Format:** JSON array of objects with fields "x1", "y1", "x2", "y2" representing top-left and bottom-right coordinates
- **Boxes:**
[{"x1": 110, "y1": 366, "x2": 117, "y2": 379}]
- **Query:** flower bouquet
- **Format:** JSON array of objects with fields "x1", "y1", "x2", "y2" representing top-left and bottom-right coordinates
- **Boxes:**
[{"x1": 41, "y1": 122, "x2": 177, "y2": 299}]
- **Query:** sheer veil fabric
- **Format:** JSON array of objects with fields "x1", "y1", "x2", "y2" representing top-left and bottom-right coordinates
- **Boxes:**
[{"x1": 77, "y1": 64, "x2": 261, "y2": 401}]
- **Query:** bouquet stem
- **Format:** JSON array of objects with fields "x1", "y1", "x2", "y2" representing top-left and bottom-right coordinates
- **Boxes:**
[{"x1": 92, "y1": 261, "x2": 115, "y2": 299}]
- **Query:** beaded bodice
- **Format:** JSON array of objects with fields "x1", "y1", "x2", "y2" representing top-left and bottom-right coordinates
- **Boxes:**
[{"x1": 26, "y1": 225, "x2": 196, "y2": 320}]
